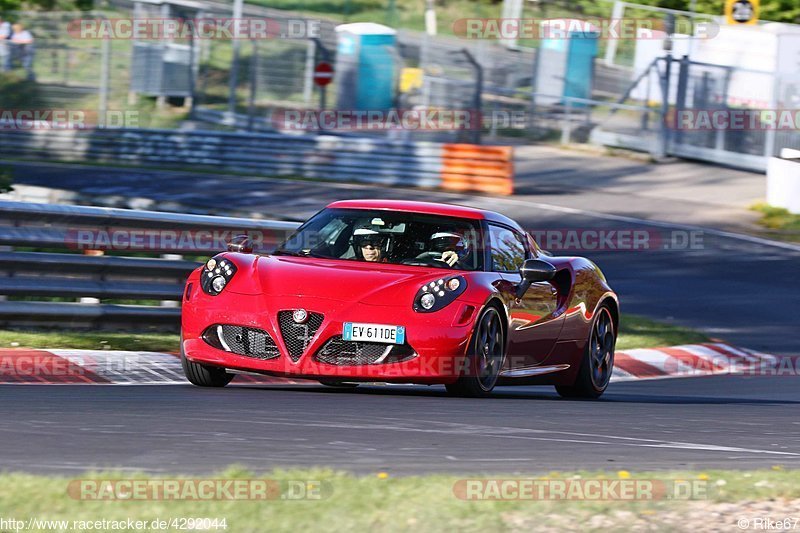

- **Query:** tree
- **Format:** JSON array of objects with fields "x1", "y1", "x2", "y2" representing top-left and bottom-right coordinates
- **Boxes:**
[
  {"x1": 541, "y1": 0, "x2": 799, "y2": 24},
  {"x1": 1, "y1": 0, "x2": 93, "y2": 14}
]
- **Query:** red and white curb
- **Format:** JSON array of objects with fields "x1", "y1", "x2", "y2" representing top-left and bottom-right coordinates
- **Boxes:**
[
  {"x1": 0, "y1": 343, "x2": 782, "y2": 385},
  {"x1": 611, "y1": 343, "x2": 779, "y2": 382},
  {"x1": 0, "y1": 349, "x2": 302, "y2": 385}
]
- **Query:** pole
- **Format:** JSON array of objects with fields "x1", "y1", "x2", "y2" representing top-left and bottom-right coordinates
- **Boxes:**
[
  {"x1": 424, "y1": 0, "x2": 437, "y2": 36},
  {"x1": 659, "y1": 16, "x2": 675, "y2": 159},
  {"x1": 312, "y1": 38, "x2": 331, "y2": 110},
  {"x1": 660, "y1": 56, "x2": 672, "y2": 159},
  {"x1": 461, "y1": 48, "x2": 483, "y2": 145},
  {"x1": 303, "y1": 39, "x2": 315, "y2": 105},
  {"x1": 98, "y1": 26, "x2": 110, "y2": 128},
  {"x1": 188, "y1": 22, "x2": 196, "y2": 115},
  {"x1": 674, "y1": 55, "x2": 690, "y2": 146},
  {"x1": 688, "y1": 0, "x2": 697, "y2": 58},
  {"x1": 248, "y1": 40, "x2": 258, "y2": 131},
  {"x1": 604, "y1": 0, "x2": 625, "y2": 66},
  {"x1": 227, "y1": 0, "x2": 243, "y2": 117},
  {"x1": 386, "y1": 0, "x2": 396, "y2": 27},
  {"x1": 499, "y1": 0, "x2": 523, "y2": 49}
]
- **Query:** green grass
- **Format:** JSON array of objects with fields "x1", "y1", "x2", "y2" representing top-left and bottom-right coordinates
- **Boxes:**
[
  {"x1": 751, "y1": 203, "x2": 800, "y2": 242},
  {"x1": 0, "y1": 467, "x2": 797, "y2": 532},
  {"x1": 0, "y1": 330, "x2": 179, "y2": 352},
  {"x1": 0, "y1": 314, "x2": 709, "y2": 353},
  {"x1": 616, "y1": 314, "x2": 711, "y2": 351}
]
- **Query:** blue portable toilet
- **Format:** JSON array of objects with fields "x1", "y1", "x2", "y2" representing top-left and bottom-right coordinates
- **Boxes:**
[
  {"x1": 334, "y1": 23, "x2": 397, "y2": 111},
  {"x1": 535, "y1": 19, "x2": 599, "y2": 106}
]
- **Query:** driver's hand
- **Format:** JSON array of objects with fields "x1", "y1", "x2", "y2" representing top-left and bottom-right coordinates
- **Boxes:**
[{"x1": 441, "y1": 250, "x2": 458, "y2": 266}]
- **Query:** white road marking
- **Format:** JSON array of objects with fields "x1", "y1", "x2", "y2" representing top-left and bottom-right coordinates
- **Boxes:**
[
  {"x1": 487, "y1": 196, "x2": 800, "y2": 254},
  {"x1": 185, "y1": 415, "x2": 800, "y2": 457}
]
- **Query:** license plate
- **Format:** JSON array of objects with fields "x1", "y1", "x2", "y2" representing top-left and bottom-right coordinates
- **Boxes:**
[{"x1": 343, "y1": 323, "x2": 405, "y2": 344}]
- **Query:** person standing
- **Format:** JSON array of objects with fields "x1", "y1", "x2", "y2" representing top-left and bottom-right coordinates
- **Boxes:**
[
  {"x1": 0, "y1": 17, "x2": 11, "y2": 72},
  {"x1": 10, "y1": 23, "x2": 34, "y2": 80}
]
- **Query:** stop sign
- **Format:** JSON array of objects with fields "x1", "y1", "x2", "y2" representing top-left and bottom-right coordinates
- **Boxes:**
[{"x1": 313, "y1": 62, "x2": 334, "y2": 87}]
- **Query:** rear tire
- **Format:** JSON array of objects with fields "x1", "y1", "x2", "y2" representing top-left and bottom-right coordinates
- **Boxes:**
[
  {"x1": 555, "y1": 304, "x2": 616, "y2": 399},
  {"x1": 181, "y1": 349, "x2": 234, "y2": 388},
  {"x1": 446, "y1": 306, "x2": 505, "y2": 398}
]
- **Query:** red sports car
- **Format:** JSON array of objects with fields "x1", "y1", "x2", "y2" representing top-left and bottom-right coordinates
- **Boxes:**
[{"x1": 181, "y1": 200, "x2": 618, "y2": 398}]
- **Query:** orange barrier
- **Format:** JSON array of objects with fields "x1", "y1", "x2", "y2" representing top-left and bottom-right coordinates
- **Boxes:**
[{"x1": 440, "y1": 144, "x2": 514, "y2": 195}]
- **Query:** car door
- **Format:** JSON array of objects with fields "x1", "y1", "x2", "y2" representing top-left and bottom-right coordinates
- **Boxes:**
[{"x1": 488, "y1": 224, "x2": 563, "y2": 368}]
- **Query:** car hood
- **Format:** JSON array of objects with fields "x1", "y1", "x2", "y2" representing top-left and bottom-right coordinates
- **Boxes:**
[{"x1": 237, "y1": 254, "x2": 444, "y2": 305}]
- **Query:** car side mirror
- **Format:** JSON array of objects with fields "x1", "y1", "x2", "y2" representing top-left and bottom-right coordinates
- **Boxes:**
[
  {"x1": 227, "y1": 234, "x2": 253, "y2": 253},
  {"x1": 516, "y1": 259, "x2": 557, "y2": 299},
  {"x1": 521, "y1": 259, "x2": 556, "y2": 282}
]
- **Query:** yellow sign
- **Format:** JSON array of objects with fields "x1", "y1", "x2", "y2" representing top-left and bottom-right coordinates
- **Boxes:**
[
  {"x1": 399, "y1": 68, "x2": 424, "y2": 93},
  {"x1": 725, "y1": 0, "x2": 759, "y2": 25}
]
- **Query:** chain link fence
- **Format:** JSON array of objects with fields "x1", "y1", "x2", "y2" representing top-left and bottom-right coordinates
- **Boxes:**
[
  {"x1": 2, "y1": 1, "x2": 799, "y2": 172},
  {"x1": 0, "y1": 11, "x2": 114, "y2": 115}
]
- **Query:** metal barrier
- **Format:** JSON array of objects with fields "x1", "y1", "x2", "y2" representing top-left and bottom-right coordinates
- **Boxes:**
[
  {"x1": 0, "y1": 128, "x2": 515, "y2": 195},
  {"x1": 0, "y1": 200, "x2": 300, "y2": 329},
  {"x1": 440, "y1": 144, "x2": 514, "y2": 195}
]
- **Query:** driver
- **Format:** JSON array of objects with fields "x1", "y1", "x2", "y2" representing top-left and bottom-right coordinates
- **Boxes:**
[
  {"x1": 353, "y1": 228, "x2": 387, "y2": 262},
  {"x1": 429, "y1": 232, "x2": 467, "y2": 267}
]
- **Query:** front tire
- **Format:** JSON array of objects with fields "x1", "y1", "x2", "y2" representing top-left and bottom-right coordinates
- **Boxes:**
[
  {"x1": 556, "y1": 304, "x2": 616, "y2": 399},
  {"x1": 181, "y1": 347, "x2": 234, "y2": 388},
  {"x1": 446, "y1": 306, "x2": 505, "y2": 398}
]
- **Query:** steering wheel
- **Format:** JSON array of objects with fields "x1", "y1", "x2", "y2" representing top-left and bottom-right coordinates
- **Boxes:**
[{"x1": 402, "y1": 253, "x2": 453, "y2": 267}]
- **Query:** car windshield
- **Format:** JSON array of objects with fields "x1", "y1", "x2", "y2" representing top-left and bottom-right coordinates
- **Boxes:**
[{"x1": 275, "y1": 208, "x2": 484, "y2": 271}]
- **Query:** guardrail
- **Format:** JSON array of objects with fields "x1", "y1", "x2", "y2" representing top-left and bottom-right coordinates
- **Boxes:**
[
  {"x1": 0, "y1": 128, "x2": 514, "y2": 196},
  {"x1": 0, "y1": 200, "x2": 300, "y2": 330}
]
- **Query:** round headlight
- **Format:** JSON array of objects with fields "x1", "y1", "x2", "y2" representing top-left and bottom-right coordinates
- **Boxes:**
[
  {"x1": 420, "y1": 292, "x2": 435, "y2": 310},
  {"x1": 206, "y1": 258, "x2": 217, "y2": 271},
  {"x1": 446, "y1": 278, "x2": 460, "y2": 291},
  {"x1": 211, "y1": 275, "x2": 227, "y2": 293}
]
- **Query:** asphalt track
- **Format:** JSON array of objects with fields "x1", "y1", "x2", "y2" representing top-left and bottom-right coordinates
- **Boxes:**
[
  {"x1": 3, "y1": 157, "x2": 799, "y2": 474},
  {"x1": 1, "y1": 376, "x2": 799, "y2": 475}
]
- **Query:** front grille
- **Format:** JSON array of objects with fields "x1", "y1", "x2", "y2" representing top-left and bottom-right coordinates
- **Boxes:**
[
  {"x1": 278, "y1": 311, "x2": 324, "y2": 361},
  {"x1": 315, "y1": 336, "x2": 416, "y2": 366},
  {"x1": 210, "y1": 325, "x2": 280, "y2": 360}
]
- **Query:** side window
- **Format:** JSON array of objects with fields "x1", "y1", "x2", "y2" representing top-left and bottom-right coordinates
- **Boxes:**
[
  {"x1": 489, "y1": 224, "x2": 528, "y2": 273},
  {"x1": 526, "y1": 233, "x2": 541, "y2": 257},
  {"x1": 318, "y1": 218, "x2": 348, "y2": 246}
]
